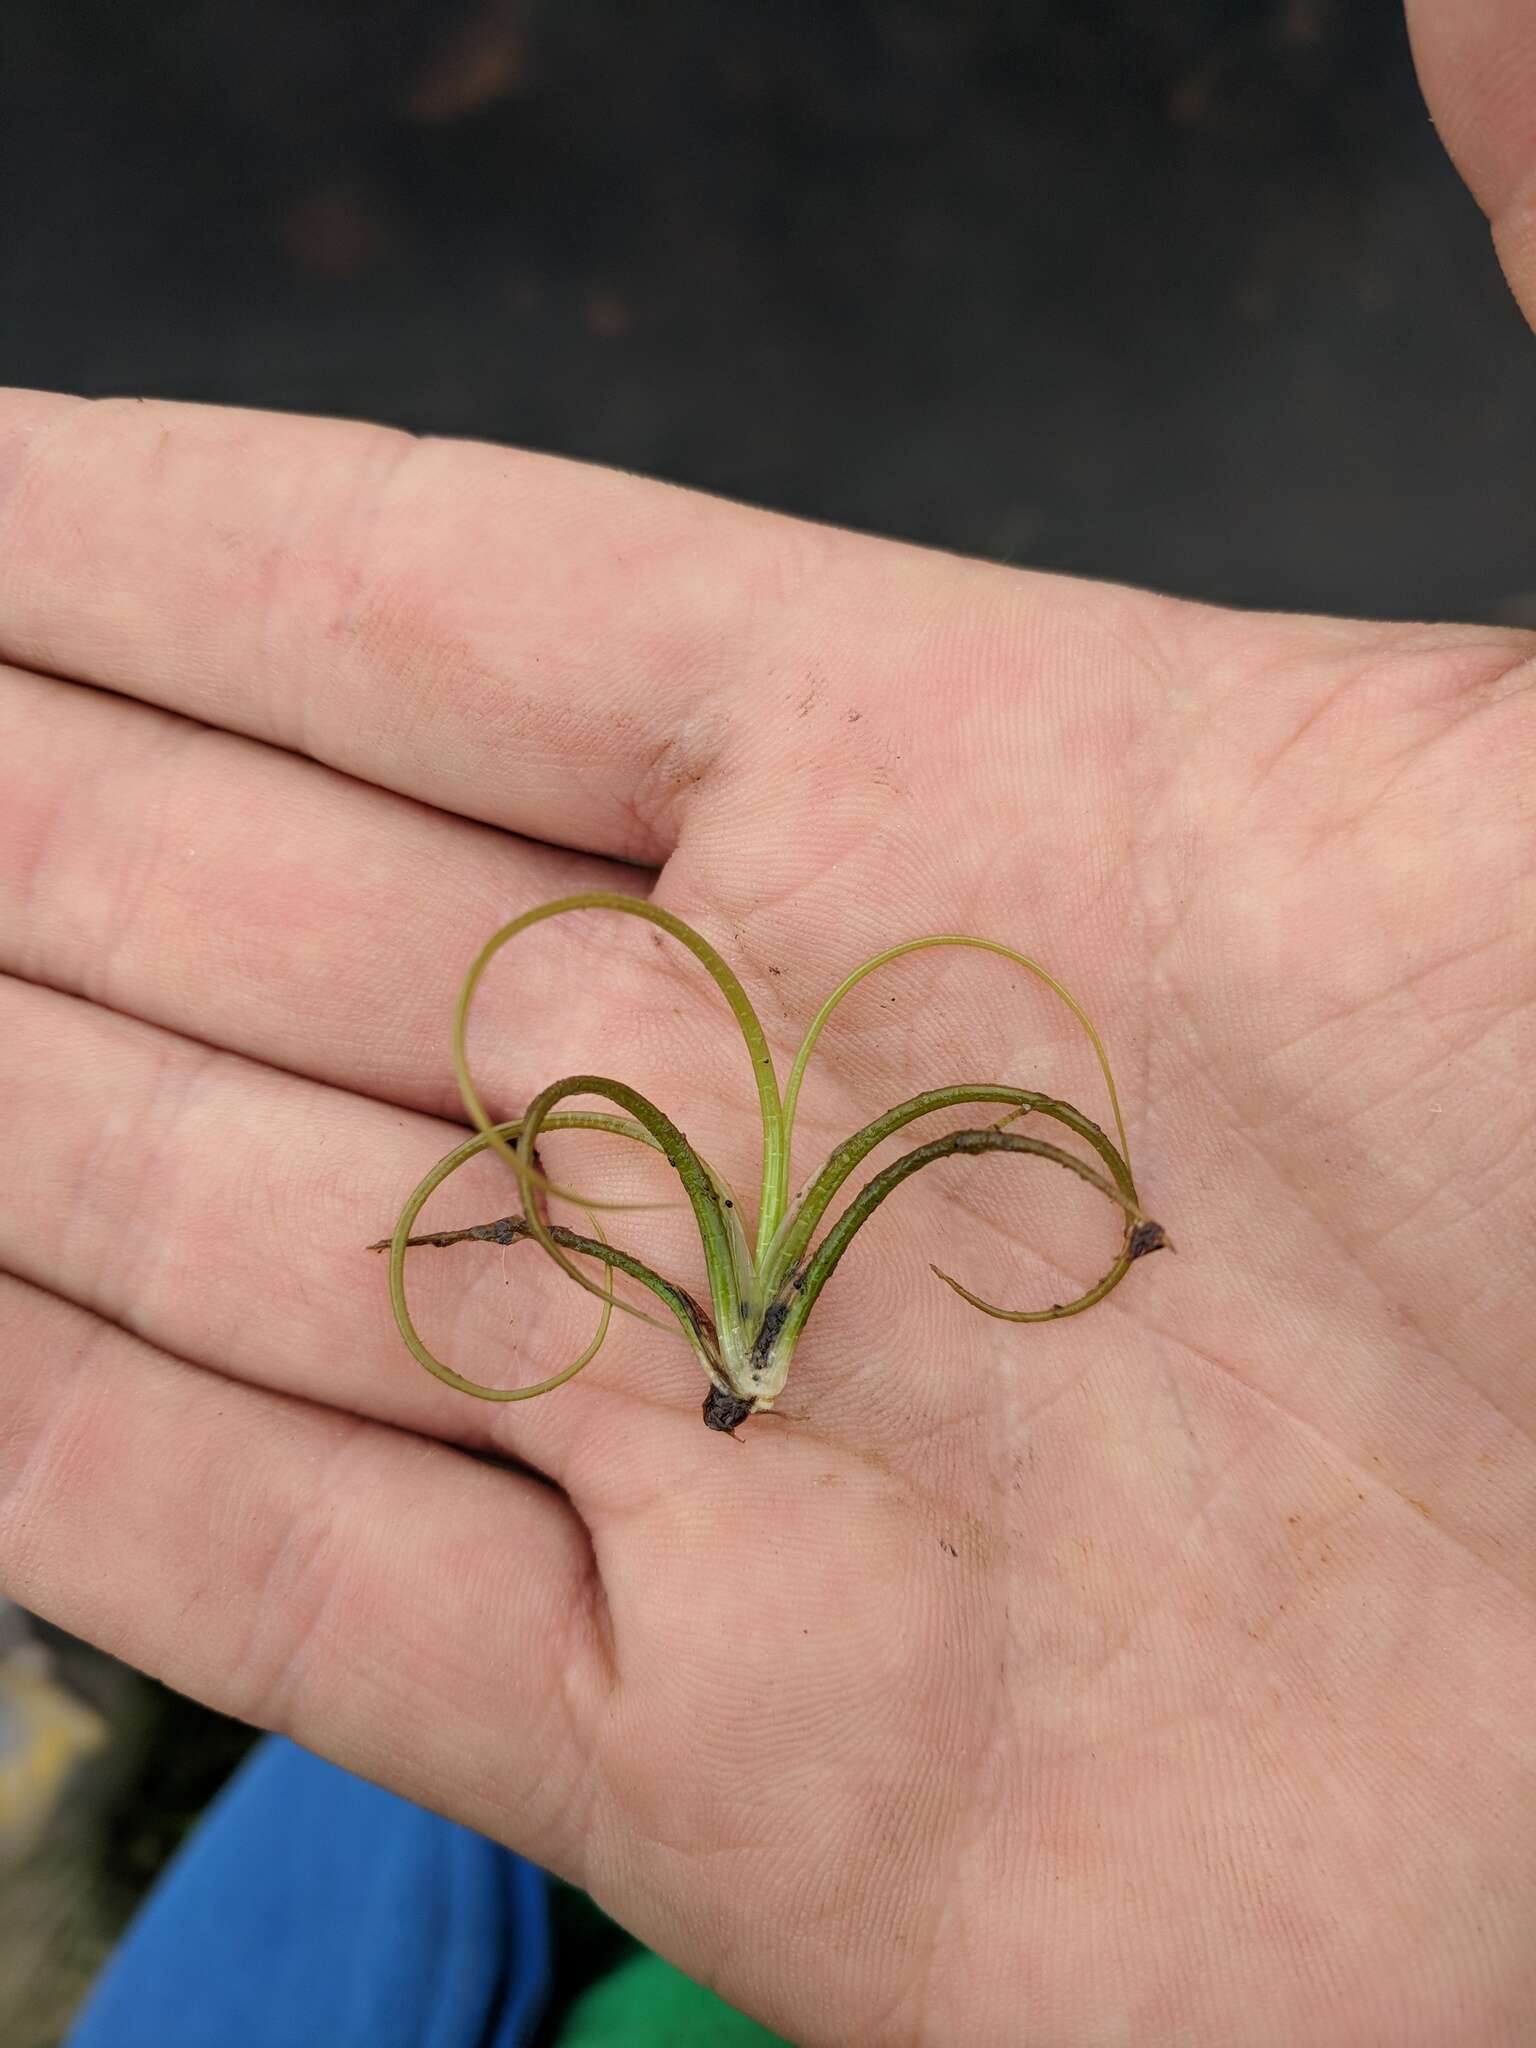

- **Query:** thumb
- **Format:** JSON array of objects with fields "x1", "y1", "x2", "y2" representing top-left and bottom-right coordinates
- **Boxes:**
[{"x1": 1405, "y1": 0, "x2": 1536, "y2": 327}]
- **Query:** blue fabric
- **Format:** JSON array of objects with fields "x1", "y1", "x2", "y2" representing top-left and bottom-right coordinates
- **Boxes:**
[{"x1": 67, "y1": 1736, "x2": 551, "y2": 2048}]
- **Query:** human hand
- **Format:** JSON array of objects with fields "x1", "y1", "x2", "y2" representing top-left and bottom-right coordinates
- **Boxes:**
[{"x1": 2, "y1": 22, "x2": 1532, "y2": 2047}]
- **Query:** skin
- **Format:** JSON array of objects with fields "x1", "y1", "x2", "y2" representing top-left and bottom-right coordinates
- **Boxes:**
[{"x1": 0, "y1": 8, "x2": 1531, "y2": 2040}]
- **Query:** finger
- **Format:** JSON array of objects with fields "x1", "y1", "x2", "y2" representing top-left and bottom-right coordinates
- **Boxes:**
[
  {"x1": 0, "y1": 1272, "x2": 604, "y2": 1873},
  {"x1": 1406, "y1": 0, "x2": 1536, "y2": 322},
  {"x1": 0, "y1": 662, "x2": 663, "y2": 1116},
  {"x1": 0, "y1": 974, "x2": 728, "y2": 1481},
  {"x1": 0, "y1": 388, "x2": 845, "y2": 862}
]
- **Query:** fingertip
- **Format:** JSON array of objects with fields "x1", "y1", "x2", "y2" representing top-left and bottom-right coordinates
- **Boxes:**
[{"x1": 1406, "y1": 0, "x2": 1536, "y2": 322}]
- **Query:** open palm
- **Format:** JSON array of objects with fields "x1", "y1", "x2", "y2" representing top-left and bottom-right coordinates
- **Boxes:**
[{"x1": 2, "y1": 20, "x2": 1532, "y2": 2044}]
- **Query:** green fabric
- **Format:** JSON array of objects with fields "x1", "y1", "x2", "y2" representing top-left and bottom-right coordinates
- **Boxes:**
[{"x1": 553, "y1": 1945, "x2": 791, "y2": 2046}]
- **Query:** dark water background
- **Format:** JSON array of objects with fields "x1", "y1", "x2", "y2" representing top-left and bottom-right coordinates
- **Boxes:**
[{"x1": 4, "y1": 0, "x2": 1532, "y2": 618}]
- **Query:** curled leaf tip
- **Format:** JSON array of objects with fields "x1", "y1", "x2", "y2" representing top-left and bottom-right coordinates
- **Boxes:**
[{"x1": 1128, "y1": 1219, "x2": 1171, "y2": 1259}]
